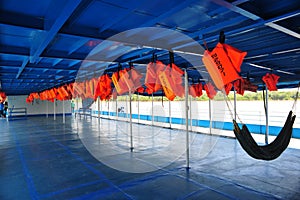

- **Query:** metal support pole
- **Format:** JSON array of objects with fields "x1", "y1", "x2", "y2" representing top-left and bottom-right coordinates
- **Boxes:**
[
  {"x1": 137, "y1": 94, "x2": 140, "y2": 123},
  {"x1": 169, "y1": 99, "x2": 172, "y2": 128},
  {"x1": 126, "y1": 95, "x2": 128, "y2": 121},
  {"x1": 184, "y1": 69, "x2": 190, "y2": 169},
  {"x1": 98, "y1": 97, "x2": 100, "y2": 124},
  {"x1": 108, "y1": 99, "x2": 110, "y2": 119},
  {"x1": 116, "y1": 96, "x2": 118, "y2": 120},
  {"x1": 46, "y1": 100, "x2": 49, "y2": 118},
  {"x1": 75, "y1": 98, "x2": 78, "y2": 119},
  {"x1": 152, "y1": 93, "x2": 154, "y2": 126},
  {"x1": 265, "y1": 87, "x2": 269, "y2": 144},
  {"x1": 100, "y1": 98, "x2": 102, "y2": 118},
  {"x1": 54, "y1": 99, "x2": 56, "y2": 121},
  {"x1": 209, "y1": 98, "x2": 212, "y2": 135},
  {"x1": 63, "y1": 100, "x2": 65, "y2": 124},
  {"x1": 234, "y1": 88, "x2": 237, "y2": 121},
  {"x1": 129, "y1": 91, "x2": 134, "y2": 151},
  {"x1": 190, "y1": 96, "x2": 192, "y2": 131}
]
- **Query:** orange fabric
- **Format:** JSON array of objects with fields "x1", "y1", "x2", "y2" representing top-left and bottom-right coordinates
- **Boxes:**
[
  {"x1": 112, "y1": 69, "x2": 131, "y2": 95},
  {"x1": 85, "y1": 80, "x2": 93, "y2": 99},
  {"x1": 196, "y1": 83, "x2": 203, "y2": 97},
  {"x1": 204, "y1": 83, "x2": 217, "y2": 99},
  {"x1": 223, "y1": 44, "x2": 247, "y2": 72},
  {"x1": 234, "y1": 79, "x2": 245, "y2": 95},
  {"x1": 153, "y1": 61, "x2": 165, "y2": 92},
  {"x1": 57, "y1": 86, "x2": 69, "y2": 100},
  {"x1": 31, "y1": 92, "x2": 39, "y2": 99},
  {"x1": 144, "y1": 62, "x2": 156, "y2": 93},
  {"x1": 145, "y1": 61, "x2": 166, "y2": 94},
  {"x1": 0, "y1": 91, "x2": 6, "y2": 103},
  {"x1": 202, "y1": 43, "x2": 246, "y2": 90},
  {"x1": 130, "y1": 68, "x2": 143, "y2": 91},
  {"x1": 26, "y1": 94, "x2": 34, "y2": 104},
  {"x1": 189, "y1": 84, "x2": 197, "y2": 98},
  {"x1": 73, "y1": 82, "x2": 85, "y2": 99},
  {"x1": 98, "y1": 74, "x2": 112, "y2": 100},
  {"x1": 158, "y1": 69, "x2": 176, "y2": 101},
  {"x1": 224, "y1": 83, "x2": 233, "y2": 95},
  {"x1": 169, "y1": 64, "x2": 184, "y2": 97},
  {"x1": 189, "y1": 83, "x2": 203, "y2": 98},
  {"x1": 262, "y1": 73, "x2": 280, "y2": 91},
  {"x1": 136, "y1": 86, "x2": 144, "y2": 94}
]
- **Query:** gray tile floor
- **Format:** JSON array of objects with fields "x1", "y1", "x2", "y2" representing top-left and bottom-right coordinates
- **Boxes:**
[{"x1": 1, "y1": 116, "x2": 299, "y2": 200}]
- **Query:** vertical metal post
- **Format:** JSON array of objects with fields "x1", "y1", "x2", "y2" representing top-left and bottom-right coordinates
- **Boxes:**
[
  {"x1": 234, "y1": 88, "x2": 237, "y2": 121},
  {"x1": 265, "y1": 87, "x2": 269, "y2": 144},
  {"x1": 184, "y1": 69, "x2": 190, "y2": 169},
  {"x1": 54, "y1": 99, "x2": 56, "y2": 120},
  {"x1": 76, "y1": 98, "x2": 78, "y2": 119},
  {"x1": 129, "y1": 91, "x2": 133, "y2": 151},
  {"x1": 115, "y1": 95, "x2": 118, "y2": 120},
  {"x1": 169, "y1": 99, "x2": 172, "y2": 128},
  {"x1": 98, "y1": 97, "x2": 100, "y2": 124},
  {"x1": 108, "y1": 99, "x2": 110, "y2": 119},
  {"x1": 152, "y1": 93, "x2": 154, "y2": 126},
  {"x1": 63, "y1": 100, "x2": 65, "y2": 124},
  {"x1": 46, "y1": 100, "x2": 49, "y2": 118},
  {"x1": 126, "y1": 95, "x2": 128, "y2": 121},
  {"x1": 137, "y1": 94, "x2": 140, "y2": 123},
  {"x1": 209, "y1": 98, "x2": 212, "y2": 135},
  {"x1": 100, "y1": 98, "x2": 102, "y2": 118},
  {"x1": 189, "y1": 96, "x2": 192, "y2": 131}
]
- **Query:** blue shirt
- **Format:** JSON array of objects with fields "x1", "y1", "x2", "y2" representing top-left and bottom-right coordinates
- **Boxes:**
[{"x1": 0, "y1": 103, "x2": 3, "y2": 110}]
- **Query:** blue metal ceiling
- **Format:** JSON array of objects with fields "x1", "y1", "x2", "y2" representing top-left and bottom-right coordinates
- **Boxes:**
[{"x1": 0, "y1": 0, "x2": 299, "y2": 95}]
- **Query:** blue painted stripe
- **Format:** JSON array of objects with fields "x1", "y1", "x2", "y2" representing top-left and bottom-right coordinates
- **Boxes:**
[
  {"x1": 91, "y1": 111, "x2": 300, "y2": 139},
  {"x1": 39, "y1": 179, "x2": 105, "y2": 199},
  {"x1": 13, "y1": 131, "x2": 40, "y2": 200}
]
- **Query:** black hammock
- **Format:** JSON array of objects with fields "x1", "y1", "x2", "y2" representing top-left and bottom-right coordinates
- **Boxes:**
[{"x1": 233, "y1": 110, "x2": 296, "y2": 160}]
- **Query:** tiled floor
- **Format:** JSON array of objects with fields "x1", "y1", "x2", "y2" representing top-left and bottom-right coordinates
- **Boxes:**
[{"x1": 1, "y1": 116, "x2": 299, "y2": 200}]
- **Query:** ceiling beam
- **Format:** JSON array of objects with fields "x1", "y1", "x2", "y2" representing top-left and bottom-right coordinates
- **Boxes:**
[
  {"x1": 30, "y1": 0, "x2": 82, "y2": 63},
  {"x1": 16, "y1": 58, "x2": 29, "y2": 79}
]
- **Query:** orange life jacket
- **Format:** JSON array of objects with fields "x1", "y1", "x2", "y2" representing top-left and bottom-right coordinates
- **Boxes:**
[
  {"x1": 158, "y1": 67, "x2": 176, "y2": 101},
  {"x1": 145, "y1": 61, "x2": 166, "y2": 94},
  {"x1": 204, "y1": 82, "x2": 217, "y2": 99},
  {"x1": 84, "y1": 80, "x2": 93, "y2": 99},
  {"x1": 224, "y1": 82, "x2": 233, "y2": 95},
  {"x1": 99, "y1": 74, "x2": 112, "y2": 100},
  {"x1": 234, "y1": 79, "x2": 245, "y2": 95},
  {"x1": 169, "y1": 64, "x2": 185, "y2": 97},
  {"x1": 262, "y1": 73, "x2": 280, "y2": 91},
  {"x1": 112, "y1": 69, "x2": 131, "y2": 95},
  {"x1": 129, "y1": 67, "x2": 143, "y2": 92},
  {"x1": 189, "y1": 84, "x2": 197, "y2": 98},
  {"x1": 0, "y1": 91, "x2": 6, "y2": 103},
  {"x1": 202, "y1": 43, "x2": 246, "y2": 90}
]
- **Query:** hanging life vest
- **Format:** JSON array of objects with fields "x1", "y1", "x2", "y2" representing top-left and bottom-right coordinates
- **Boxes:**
[
  {"x1": 234, "y1": 79, "x2": 245, "y2": 95},
  {"x1": 202, "y1": 43, "x2": 246, "y2": 90},
  {"x1": 262, "y1": 73, "x2": 280, "y2": 91},
  {"x1": 204, "y1": 82, "x2": 217, "y2": 99},
  {"x1": 189, "y1": 83, "x2": 203, "y2": 98},
  {"x1": 169, "y1": 63, "x2": 185, "y2": 97},
  {"x1": 158, "y1": 66, "x2": 176, "y2": 101},
  {"x1": 145, "y1": 61, "x2": 166, "y2": 94},
  {"x1": 224, "y1": 82, "x2": 233, "y2": 95},
  {"x1": 0, "y1": 91, "x2": 7, "y2": 103}
]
